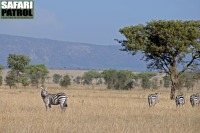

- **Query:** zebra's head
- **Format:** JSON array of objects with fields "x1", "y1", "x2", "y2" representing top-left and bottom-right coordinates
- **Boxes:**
[{"x1": 41, "y1": 85, "x2": 48, "y2": 98}]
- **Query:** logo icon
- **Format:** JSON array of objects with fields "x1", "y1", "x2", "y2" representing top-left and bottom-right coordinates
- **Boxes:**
[{"x1": 0, "y1": 0, "x2": 34, "y2": 19}]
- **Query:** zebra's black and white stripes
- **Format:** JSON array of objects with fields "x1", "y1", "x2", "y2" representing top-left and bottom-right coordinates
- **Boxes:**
[
  {"x1": 190, "y1": 93, "x2": 200, "y2": 107},
  {"x1": 148, "y1": 93, "x2": 160, "y2": 107},
  {"x1": 41, "y1": 85, "x2": 68, "y2": 111},
  {"x1": 175, "y1": 95, "x2": 185, "y2": 107}
]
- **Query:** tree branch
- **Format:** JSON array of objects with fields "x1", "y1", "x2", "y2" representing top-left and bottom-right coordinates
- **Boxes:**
[{"x1": 178, "y1": 55, "x2": 198, "y2": 77}]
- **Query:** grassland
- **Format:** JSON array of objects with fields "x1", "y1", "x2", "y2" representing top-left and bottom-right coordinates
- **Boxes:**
[{"x1": 0, "y1": 84, "x2": 199, "y2": 133}]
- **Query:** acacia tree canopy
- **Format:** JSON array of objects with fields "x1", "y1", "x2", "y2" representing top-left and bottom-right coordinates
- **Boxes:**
[{"x1": 117, "y1": 20, "x2": 200, "y2": 99}]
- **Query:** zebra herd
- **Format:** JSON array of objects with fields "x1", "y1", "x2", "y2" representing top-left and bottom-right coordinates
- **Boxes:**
[
  {"x1": 40, "y1": 85, "x2": 199, "y2": 111},
  {"x1": 148, "y1": 93, "x2": 200, "y2": 108}
]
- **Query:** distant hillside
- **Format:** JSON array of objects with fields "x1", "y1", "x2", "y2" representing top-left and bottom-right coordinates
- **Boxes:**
[{"x1": 0, "y1": 34, "x2": 146, "y2": 71}]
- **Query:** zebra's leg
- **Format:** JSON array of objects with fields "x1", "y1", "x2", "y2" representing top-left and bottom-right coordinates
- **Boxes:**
[
  {"x1": 45, "y1": 98, "x2": 50, "y2": 111},
  {"x1": 60, "y1": 103, "x2": 66, "y2": 112},
  {"x1": 61, "y1": 99, "x2": 68, "y2": 112},
  {"x1": 45, "y1": 103, "x2": 49, "y2": 111},
  {"x1": 148, "y1": 97, "x2": 151, "y2": 107}
]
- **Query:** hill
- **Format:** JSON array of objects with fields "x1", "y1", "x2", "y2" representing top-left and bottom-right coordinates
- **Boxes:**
[{"x1": 0, "y1": 34, "x2": 146, "y2": 71}]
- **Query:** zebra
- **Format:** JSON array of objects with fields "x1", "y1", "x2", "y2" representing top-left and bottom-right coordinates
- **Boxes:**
[
  {"x1": 148, "y1": 93, "x2": 160, "y2": 107},
  {"x1": 41, "y1": 85, "x2": 68, "y2": 111},
  {"x1": 190, "y1": 93, "x2": 200, "y2": 107},
  {"x1": 154, "y1": 93, "x2": 160, "y2": 103},
  {"x1": 175, "y1": 95, "x2": 185, "y2": 107}
]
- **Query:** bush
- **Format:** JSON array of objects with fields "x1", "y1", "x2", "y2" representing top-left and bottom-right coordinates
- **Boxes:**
[
  {"x1": 53, "y1": 74, "x2": 62, "y2": 84},
  {"x1": 60, "y1": 74, "x2": 71, "y2": 87},
  {"x1": 102, "y1": 69, "x2": 134, "y2": 90}
]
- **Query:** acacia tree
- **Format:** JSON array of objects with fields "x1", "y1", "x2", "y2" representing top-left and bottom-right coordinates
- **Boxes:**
[
  {"x1": 117, "y1": 20, "x2": 200, "y2": 99},
  {"x1": 7, "y1": 54, "x2": 30, "y2": 88},
  {"x1": 26, "y1": 64, "x2": 49, "y2": 88}
]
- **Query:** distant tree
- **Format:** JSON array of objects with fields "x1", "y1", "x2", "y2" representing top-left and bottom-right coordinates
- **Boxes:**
[
  {"x1": 53, "y1": 74, "x2": 62, "y2": 84},
  {"x1": 185, "y1": 78, "x2": 195, "y2": 92},
  {"x1": 0, "y1": 65, "x2": 3, "y2": 86},
  {"x1": 21, "y1": 74, "x2": 30, "y2": 88},
  {"x1": 163, "y1": 76, "x2": 170, "y2": 88},
  {"x1": 135, "y1": 72, "x2": 157, "y2": 79},
  {"x1": 73, "y1": 76, "x2": 82, "y2": 84},
  {"x1": 0, "y1": 76, "x2": 3, "y2": 86},
  {"x1": 46, "y1": 76, "x2": 51, "y2": 83},
  {"x1": 141, "y1": 77, "x2": 151, "y2": 89},
  {"x1": 151, "y1": 77, "x2": 159, "y2": 90},
  {"x1": 26, "y1": 64, "x2": 49, "y2": 88},
  {"x1": 5, "y1": 71, "x2": 16, "y2": 89},
  {"x1": 0, "y1": 65, "x2": 4, "y2": 72},
  {"x1": 117, "y1": 20, "x2": 200, "y2": 99},
  {"x1": 180, "y1": 72, "x2": 195, "y2": 92},
  {"x1": 60, "y1": 74, "x2": 71, "y2": 87},
  {"x1": 114, "y1": 70, "x2": 134, "y2": 90},
  {"x1": 102, "y1": 69, "x2": 134, "y2": 90},
  {"x1": 132, "y1": 72, "x2": 157, "y2": 89},
  {"x1": 102, "y1": 69, "x2": 117, "y2": 89},
  {"x1": 7, "y1": 54, "x2": 30, "y2": 88},
  {"x1": 82, "y1": 70, "x2": 101, "y2": 85},
  {"x1": 159, "y1": 80, "x2": 163, "y2": 88}
]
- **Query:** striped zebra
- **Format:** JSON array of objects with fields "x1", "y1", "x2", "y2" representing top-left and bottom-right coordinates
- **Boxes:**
[
  {"x1": 41, "y1": 85, "x2": 68, "y2": 111},
  {"x1": 175, "y1": 95, "x2": 185, "y2": 107},
  {"x1": 190, "y1": 93, "x2": 200, "y2": 107},
  {"x1": 148, "y1": 93, "x2": 160, "y2": 107}
]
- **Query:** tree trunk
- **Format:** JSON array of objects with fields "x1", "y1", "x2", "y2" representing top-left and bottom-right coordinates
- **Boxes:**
[
  {"x1": 169, "y1": 65, "x2": 178, "y2": 100},
  {"x1": 170, "y1": 83, "x2": 176, "y2": 99}
]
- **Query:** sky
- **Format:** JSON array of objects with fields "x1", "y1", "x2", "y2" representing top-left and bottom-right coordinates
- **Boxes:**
[{"x1": 0, "y1": 0, "x2": 199, "y2": 45}]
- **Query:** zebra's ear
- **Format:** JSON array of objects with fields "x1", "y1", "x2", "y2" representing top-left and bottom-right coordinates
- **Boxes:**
[{"x1": 41, "y1": 85, "x2": 46, "y2": 90}]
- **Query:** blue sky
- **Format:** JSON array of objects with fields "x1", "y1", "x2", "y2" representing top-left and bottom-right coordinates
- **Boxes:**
[{"x1": 0, "y1": 0, "x2": 199, "y2": 45}]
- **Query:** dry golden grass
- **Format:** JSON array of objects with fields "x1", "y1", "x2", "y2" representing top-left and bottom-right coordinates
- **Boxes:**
[{"x1": 0, "y1": 85, "x2": 200, "y2": 133}]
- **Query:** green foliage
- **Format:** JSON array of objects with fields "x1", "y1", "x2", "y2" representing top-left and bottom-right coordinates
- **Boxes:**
[
  {"x1": 73, "y1": 76, "x2": 82, "y2": 84},
  {"x1": 7, "y1": 54, "x2": 30, "y2": 87},
  {"x1": 7, "y1": 54, "x2": 30, "y2": 72},
  {"x1": 53, "y1": 74, "x2": 62, "y2": 84},
  {"x1": 118, "y1": 20, "x2": 200, "y2": 99},
  {"x1": 21, "y1": 74, "x2": 30, "y2": 88},
  {"x1": 182, "y1": 72, "x2": 195, "y2": 91},
  {"x1": 0, "y1": 65, "x2": 4, "y2": 72},
  {"x1": 60, "y1": 74, "x2": 71, "y2": 87},
  {"x1": 102, "y1": 69, "x2": 134, "y2": 90},
  {"x1": 82, "y1": 70, "x2": 101, "y2": 85},
  {"x1": 102, "y1": 69, "x2": 117, "y2": 89},
  {"x1": 141, "y1": 77, "x2": 151, "y2": 89},
  {"x1": 115, "y1": 70, "x2": 134, "y2": 90},
  {"x1": 26, "y1": 64, "x2": 49, "y2": 88},
  {"x1": 151, "y1": 78, "x2": 159, "y2": 90},
  {"x1": 163, "y1": 76, "x2": 170, "y2": 88},
  {"x1": 5, "y1": 71, "x2": 16, "y2": 88},
  {"x1": 134, "y1": 72, "x2": 157, "y2": 79},
  {"x1": 0, "y1": 76, "x2": 3, "y2": 86}
]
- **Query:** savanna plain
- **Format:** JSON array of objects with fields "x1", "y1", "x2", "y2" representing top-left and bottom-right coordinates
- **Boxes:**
[{"x1": 0, "y1": 70, "x2": 200, "y2": 133}]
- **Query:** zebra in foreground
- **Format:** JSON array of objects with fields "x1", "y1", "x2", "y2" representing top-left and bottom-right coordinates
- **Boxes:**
[
  {"x1": 148, "y1": 93, "x2": 160, "y2": 107},
  {"x1": 190, "y1": 93, "x2": 200, "y2": 107},
  {"x1": 41, "y1": 85, "x2": 68, "y2": 111},
  {"x1": 175, "y1": 95, "x2": 185, "y2": 107}
]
